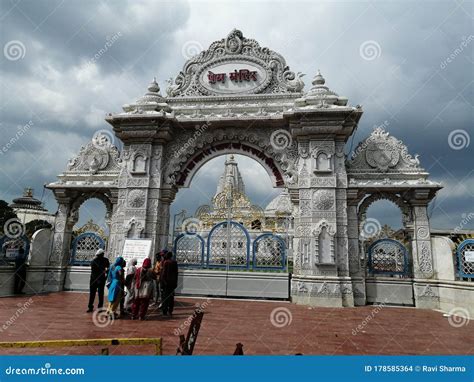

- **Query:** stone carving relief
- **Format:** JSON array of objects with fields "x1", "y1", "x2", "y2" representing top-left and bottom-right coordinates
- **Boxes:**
[
  {"x1": 163, "y1": 126, "x2": 297, "y2": 190},
  {"x1": 313, "y1": 220, "x2": 336, "y2": 264},
  {"x1": 347, "y1": 127, "x2": 423, "y2": 174},
  {"x1": 312, "y1": 190, "x2": 334, "y2": 211},
  {"x1": 125, "y1": 217, "x2": 144, "y2": 239},
  {"x1": 66, "y1": 133, "x2": 122, "y2": 175},
  {"x1": 127, "y1": 189, "x2": 146, "y2": 208},
  {"x1": 418, "y1": 241, "x2": 433, "y2": 274},
  {"x1": 166, "y1": 29, "x2": 304, "y2": 97}
]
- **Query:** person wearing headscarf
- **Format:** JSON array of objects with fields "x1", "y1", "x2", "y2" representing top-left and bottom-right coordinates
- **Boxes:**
[
  {"x1": 123, "y1": 258, "x2": 138, "y2": 312},
  {"x1": 106, "y1": 256, "x2": 125, "y2": 318},
  {"x1": 160, "y1": 251, "x2": 178, "y2": 316},
  {"x1": 87, "y1": 249, "x2": 110, "y2": 312},
  {"x1": 131, "y1": 257, "x2": 157, "y2": 320}
]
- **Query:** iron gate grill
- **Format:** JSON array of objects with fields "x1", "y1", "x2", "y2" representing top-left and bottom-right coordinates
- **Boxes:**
[
  {"x1": 207, "y1": 221, "x2": 249, "y2": 269},
  {"x1": 174, "y1": 233, "x2": 205, "y2": 267},
  {"x1": 457, "y1": 239, "x2": 474, "y2": 279},
  {"x1": 70, "y1": 232, "x2": 105, "y2": 265},
  {"x1": 367, "y1": 238, "x2": 408, "y2": 276},
  {"x1": 253, "y1": 233, "x2": 286, "y2": 270}
]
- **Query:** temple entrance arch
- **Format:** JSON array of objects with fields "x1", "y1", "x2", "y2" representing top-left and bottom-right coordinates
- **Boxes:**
[{"x1": 47, "y1": 29, "x2": 442, "y2": 307}]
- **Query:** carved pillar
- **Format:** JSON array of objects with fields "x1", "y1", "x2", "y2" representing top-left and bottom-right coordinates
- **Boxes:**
[
  {"x1": 107, "y1": 189, "x2": 120, "y2": 257},
  {"x1": 411, "y1": 204, "x2": 434, "y2": 278},
  {"x1": 45, "y1": 191, "x2": 75, "y2": 291},
  {"x1": 156, "y1": 188, "x2": 174, "y2": 252},
  {"x1": 346, "y1": 189, "x2": 366, "y2": 305},
  {"x1": 409, "y1": 190, "x2": 439, "y2": 309},
  {"x1": 291, "y1": 138, "x2": 347, "y2": 307}
]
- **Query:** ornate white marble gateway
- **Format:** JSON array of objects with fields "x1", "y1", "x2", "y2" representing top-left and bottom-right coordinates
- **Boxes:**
[{"x1": 46, "y1": 29, "x2": 443, "y2": 308}]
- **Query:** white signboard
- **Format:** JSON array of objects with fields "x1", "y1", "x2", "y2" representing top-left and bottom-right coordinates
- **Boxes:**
[
  {"x1": 121, "y1": 239, "x2": 152, "y2": 266},
  {"x1": 465, "y1": 251, "x2": 474, "y2": 263},
  {"x1": 199, "y1": 61, "x2": 268, "y2": 95}
]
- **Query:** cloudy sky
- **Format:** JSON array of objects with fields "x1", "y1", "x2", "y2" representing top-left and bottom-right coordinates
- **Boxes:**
[{"x1": 0, "y1": 0, "x2": 472, "y2": 231}]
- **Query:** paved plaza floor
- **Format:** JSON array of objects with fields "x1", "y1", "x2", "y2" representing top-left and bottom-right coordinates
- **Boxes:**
[{"x1": 0, "y1": 292, "x2": 472, "y2": 355}]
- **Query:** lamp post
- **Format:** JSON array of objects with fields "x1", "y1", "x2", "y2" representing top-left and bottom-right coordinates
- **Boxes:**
[
  {"x1": 225, "y1": 187, "x2": 233, "y2": 296},
  {"x1": 171, "y1": 209, "x2": 187, "y2": 249}
]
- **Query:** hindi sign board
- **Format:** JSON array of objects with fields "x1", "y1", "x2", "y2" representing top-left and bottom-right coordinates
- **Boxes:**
[
  {"x1": 465, "y1": 251, "x2": 474, "y2": 263},
  {"x1": 121, "y1": 239, "x2": 152, "y2": 265}
]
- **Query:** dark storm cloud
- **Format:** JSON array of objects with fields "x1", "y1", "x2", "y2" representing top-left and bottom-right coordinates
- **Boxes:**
[{"x1": 0, "y1": 0, "x2": 472, "y2": 230}]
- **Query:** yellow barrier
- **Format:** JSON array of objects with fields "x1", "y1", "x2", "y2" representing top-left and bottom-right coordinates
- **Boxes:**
[{"x1": 0, "y1": 338, "x2": 162, "y2": 355}]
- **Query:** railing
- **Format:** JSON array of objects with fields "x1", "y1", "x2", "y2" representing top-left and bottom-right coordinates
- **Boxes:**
[{"x1": 0, "y1": 337, "x2": 162, "y2": 355}]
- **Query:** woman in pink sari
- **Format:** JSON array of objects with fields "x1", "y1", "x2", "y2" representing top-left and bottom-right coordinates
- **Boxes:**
[{"x1": 131, "y1": 258, "x2": 156, "y2": 320}]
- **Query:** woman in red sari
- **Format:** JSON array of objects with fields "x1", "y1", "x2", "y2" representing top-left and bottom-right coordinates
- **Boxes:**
[{"x1": 131, "y1": 258, "x2": 156, "y2": 320}]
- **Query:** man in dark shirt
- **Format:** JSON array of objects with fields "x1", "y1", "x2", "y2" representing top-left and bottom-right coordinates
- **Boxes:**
[
  {"x1": 87, "y1": 249, "x2": 110, "y2": 313},
  {"x1": 14, "y1": 247, "x2": 27, "y2": 294},
  {"x1": 160, "y1": 251, "x2": 178, "y2": 316}
]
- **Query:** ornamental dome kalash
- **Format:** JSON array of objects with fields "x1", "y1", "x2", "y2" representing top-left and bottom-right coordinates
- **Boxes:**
[
  {"x1": 294, "y1": 70, "x2": 349, "y2": 108},
  {"x1": 122, "y1": 78, "x2": 172, "y2": 114}
]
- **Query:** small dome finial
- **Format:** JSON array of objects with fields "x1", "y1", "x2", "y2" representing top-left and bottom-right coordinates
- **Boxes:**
[
  {"x1": 148, "y1": 77, "x2": 160, "y2": 93},
  {"x1": 312, "y1": 69, "x2": 325, "y2": 86}
]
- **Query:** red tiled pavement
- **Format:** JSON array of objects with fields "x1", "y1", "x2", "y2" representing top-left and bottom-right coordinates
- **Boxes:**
[{"x1": 0, "y1": 292, "x2": 472, "y2": 355}]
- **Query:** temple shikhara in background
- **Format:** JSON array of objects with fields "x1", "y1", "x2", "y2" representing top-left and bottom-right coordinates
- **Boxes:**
[{"x1": 1, "y1": 29, "x2": 473, "y2": 315}]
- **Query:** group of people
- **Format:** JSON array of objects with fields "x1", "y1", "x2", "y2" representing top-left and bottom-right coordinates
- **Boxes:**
[{"x1": 87, "y1": 249, "x2": 178, "y2": 320}]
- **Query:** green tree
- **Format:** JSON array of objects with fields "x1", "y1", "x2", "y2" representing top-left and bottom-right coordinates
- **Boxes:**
[
  {"x1": 25, "y1": 219, "x2": 52, "y2": 238},
  {"x1": 0, "y1": 200, "x2": 18, "y2": 235}
]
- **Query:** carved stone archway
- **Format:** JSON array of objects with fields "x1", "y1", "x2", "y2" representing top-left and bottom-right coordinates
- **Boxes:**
[{"x1": 46, "y1": 29, "x2": 441, "y2": 308}]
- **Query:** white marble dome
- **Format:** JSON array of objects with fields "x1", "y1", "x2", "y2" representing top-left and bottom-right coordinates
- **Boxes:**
[{"x1": 264, "y1": 190, "x2": 293, "y2": 215}]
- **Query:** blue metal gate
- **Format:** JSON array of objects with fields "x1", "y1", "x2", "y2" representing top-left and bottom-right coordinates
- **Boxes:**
[
  {"x1": 207, "y1": 221, "x2": 250, "y2": 269},
  {"x1": 367, "y1": 238, "x2": 409, "y2": 276},
  {"x1": 70, "y1": 232, "x2": 105, "y2": 265},
  {"x1": 174, "y1": 233, "x2": 205, "y2": 268},
  {"x1": 252, "y1": 233, "x2": 286, "y2": 271},
  {"x1": 456, "y1": 239, "x2": 474, "y2": 279}
]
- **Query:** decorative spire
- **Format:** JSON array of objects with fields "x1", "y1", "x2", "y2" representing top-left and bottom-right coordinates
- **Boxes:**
[
  {"x1": 148, "y1": 77, "x2": 160, "y2": 93},
  {"x1": 312, "y1": 69, "x2": 325, "y2": 86},
  {"x1": 122, "y1": 77, "x2": 172, "y2": 114},
  {"x1": 294, "y1": 68, "x2": 349, "y2": 108},
  {"x1": 215, "y1": 155, "x2": 245, "y2": 198},
  {"x1": 24, "y1": 187, "x2": 34, "y2": 197}
]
